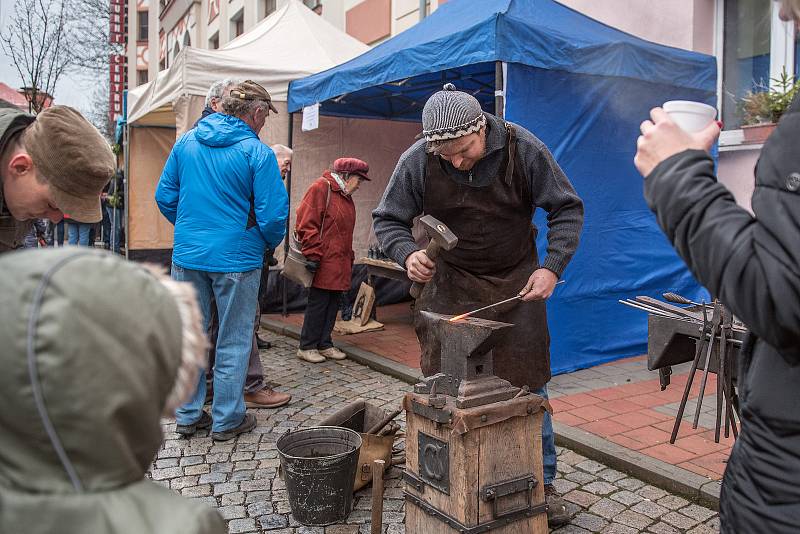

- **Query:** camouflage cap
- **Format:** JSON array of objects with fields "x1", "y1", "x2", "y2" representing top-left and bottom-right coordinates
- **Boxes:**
[{"x1": 228, "y1": 80, "x2": 279, "y2": 114}]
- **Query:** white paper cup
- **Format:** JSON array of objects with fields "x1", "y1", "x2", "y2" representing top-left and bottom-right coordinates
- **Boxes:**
[{"x1": 662, "y1": 100, "x2": 717, "y2": 133}]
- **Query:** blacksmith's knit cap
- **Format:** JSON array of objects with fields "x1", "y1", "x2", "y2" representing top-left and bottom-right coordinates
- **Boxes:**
[{"x1": 421, "y1": 83, "x2": 486, "y2": 146}]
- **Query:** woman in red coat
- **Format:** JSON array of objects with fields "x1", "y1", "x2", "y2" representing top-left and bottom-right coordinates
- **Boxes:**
[{"x1": 295, "y1": 158, "x2": 370, "y2": 363}]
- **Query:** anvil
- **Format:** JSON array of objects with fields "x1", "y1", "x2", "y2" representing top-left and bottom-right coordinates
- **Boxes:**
[{"x1": 413, "y1": 311, "x2": 522, "y2": 408}]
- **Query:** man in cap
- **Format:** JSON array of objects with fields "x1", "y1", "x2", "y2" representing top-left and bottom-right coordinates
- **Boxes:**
[
  {"x1": 156, "y1": 80, "x2": 290, "y2": 442},
  {"x1": 0, "y1": 105, "x2": 115, "y2": 251},
  {"x1": 373, "y1": 83, "x2": 584, "y2": 527}
]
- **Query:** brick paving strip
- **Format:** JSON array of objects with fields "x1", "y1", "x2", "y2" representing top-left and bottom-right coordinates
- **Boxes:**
[{"x1": 147, "y1": 331, "x2": 719, "y2": 533}]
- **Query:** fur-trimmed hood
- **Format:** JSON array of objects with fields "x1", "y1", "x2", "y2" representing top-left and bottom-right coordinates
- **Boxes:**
[{"x1": 0, "y1": 248, "x2": 223, "y2": 534}]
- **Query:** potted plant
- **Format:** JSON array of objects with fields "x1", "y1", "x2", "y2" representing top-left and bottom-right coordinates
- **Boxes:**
[{"x1": 739, "y1": 68, "x2": 799, "y2": 143}]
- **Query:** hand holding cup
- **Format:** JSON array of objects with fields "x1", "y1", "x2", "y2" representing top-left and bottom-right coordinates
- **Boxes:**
[{"x1": 634, "y1": 102, "x2": 721, "y2": 177}]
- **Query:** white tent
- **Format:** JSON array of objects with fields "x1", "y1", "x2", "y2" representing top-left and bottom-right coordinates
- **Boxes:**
[
  {"x1": 127, "y1": 0, "x2": 368, "y2": 124},
  {"x1": 125, "y1": 0, "x2": 370, "y2": 259}
]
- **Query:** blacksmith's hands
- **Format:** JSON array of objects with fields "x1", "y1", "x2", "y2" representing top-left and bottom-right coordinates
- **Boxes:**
[
  {"x1": 634, "y1": 107, "x2": 721, "y2": 177},
  {"x1": 405, "y1": 250, "x2": 436, "y2": 283},
  {"x1": 519, "y1": 268, "x2": 558, "y2": 302}
]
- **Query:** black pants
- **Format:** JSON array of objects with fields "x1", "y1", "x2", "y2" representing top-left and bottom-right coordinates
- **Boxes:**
[{"x1": 300, "y1": 287, "x2": 342, "y2": 350}]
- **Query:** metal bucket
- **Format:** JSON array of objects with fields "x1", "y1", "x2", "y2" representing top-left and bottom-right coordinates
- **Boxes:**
[{"x1": 277, "y1": 426, "x2": 362, "y2": 526}]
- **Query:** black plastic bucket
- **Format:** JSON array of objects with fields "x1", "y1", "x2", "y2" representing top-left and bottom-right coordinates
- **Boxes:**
[{"x1": 277, "y1": 426, "x2": 362, "y2": 526}]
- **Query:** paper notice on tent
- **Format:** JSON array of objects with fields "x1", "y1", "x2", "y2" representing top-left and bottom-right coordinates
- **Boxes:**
[{"x1": 302, "y1": 103, "x2": 320, "y2": 131}]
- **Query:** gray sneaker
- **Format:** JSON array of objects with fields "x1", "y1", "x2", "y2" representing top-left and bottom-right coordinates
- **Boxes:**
[
  {"x1": 212, "y1": 412, "x2": 257, "y2": 442},
  {"x1": 175, "y1": 411, "x2": 212, "y2": 437}
]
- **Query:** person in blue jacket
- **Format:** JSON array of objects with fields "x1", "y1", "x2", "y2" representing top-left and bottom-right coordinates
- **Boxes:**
[{"x1": 155, "y1": 80, "x2": 290, "y2": 442}]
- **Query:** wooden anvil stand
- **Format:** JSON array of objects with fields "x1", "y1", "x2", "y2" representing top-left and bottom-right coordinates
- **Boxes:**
[{"x1": 403, "y1": 312, "x2": 548, "y2": 534}]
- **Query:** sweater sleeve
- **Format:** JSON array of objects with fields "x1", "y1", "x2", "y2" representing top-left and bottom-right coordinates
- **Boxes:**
[
  {"x1": 295, "y1": 179, "x2": 329, "y2": 262},
  {"x1": 372, "y1": 142, "x2": 427, "y2": 266},
  {"x1": 645, "y1": 149, "x2": 800, "y2": 359},
  {"x1": 524, "y1": 139, "x2": 584, "y2": 277}
]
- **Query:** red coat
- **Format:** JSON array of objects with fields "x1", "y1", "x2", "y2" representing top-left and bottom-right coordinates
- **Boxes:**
[{"x1": 295, "y1": 172, "x2": 356, "y2": 291}]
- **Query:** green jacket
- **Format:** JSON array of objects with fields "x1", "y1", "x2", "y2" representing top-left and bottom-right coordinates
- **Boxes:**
[
  {"x1": 0, "y1": 248, "x2": 226, "y2": 534},
  {"x1": 0, "y1": 107, "x2": 35, "y2": 252}
]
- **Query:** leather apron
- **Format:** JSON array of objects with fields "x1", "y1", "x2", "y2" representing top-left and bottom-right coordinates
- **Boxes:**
[{"x1": 413, "y1": 124, "x2": 551, "y2": 391}]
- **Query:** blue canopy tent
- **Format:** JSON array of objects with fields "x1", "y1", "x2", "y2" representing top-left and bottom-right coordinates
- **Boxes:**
[{"x1": 288, "y1": 0, "x2": 716, "y2": 374}]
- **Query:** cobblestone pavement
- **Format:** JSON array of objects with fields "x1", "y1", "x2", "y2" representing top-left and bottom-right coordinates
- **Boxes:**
[{"x1": 147, "y1": 331, "x2": 719, "y2": 533}]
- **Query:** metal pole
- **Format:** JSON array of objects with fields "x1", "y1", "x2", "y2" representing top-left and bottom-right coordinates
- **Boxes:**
[
  {"x1": 282, "y1": 112, "x2": 294, "y2": 317},
  {"x1": 494, "y1": 61, "x2": 504, "y2": 119},
  {"x1": 419, "y1": 0, "x2": 426, "y2": 20},
  {"x1": 124, "y1": 123, "x2": 130, "y2": 259}
]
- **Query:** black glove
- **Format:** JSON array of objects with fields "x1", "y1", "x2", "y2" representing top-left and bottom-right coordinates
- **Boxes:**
[
  {"x1": 306, "y1": 260, "x2": 320, "y2": 273},
  {"x1": 265, "y1": 248, "x2": 278, "y2": 267}
]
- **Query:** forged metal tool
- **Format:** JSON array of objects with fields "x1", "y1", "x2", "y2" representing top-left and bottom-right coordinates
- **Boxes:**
[
  {"x1": 693, "y1": 301, "x2": 721, "y2": 429},
  {"x1": 670, "y1": 302, "x2": 710, "y2": 444}
]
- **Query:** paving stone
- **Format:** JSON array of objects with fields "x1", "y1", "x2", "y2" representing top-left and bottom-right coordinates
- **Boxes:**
[
  {"x1": 646, "y1": 522, "x2": 680, "y2": 534},
  {"x1": 185, "y1": 464, "x2": 211, "y2": 475},
  {"x1": 296, "y1": 527, "x2": 325, "y2": 534},
  {"x1": 565, "y1": 471, "x2": 598, "y2": 485},
  {"x1": 324, "y1": 525, "x2": 360, "y2": 533},
  {"x1": 576, "y1": 460, "x2": 606, "y2": 474},
  {"x1": 588, "y1": 498, "x2": 627, "y2": 519},
  {"x1": 180, "y1": 455, "x2": 204, "y2": 466},
  {"x1": 565, "y1": 489, "x2": 602, "y2": 507},
  {"x1": 657, "y1": 494, "x2": 690, "y2": 510},
  {"x1": 552, "y1": 526, "x2": 592, "y2": 534},
  {"x1": 221, "y1": 491, "x2": 245, "y2": 506},
  {"x1": 679, "y1": 504, "x2": 717, "y2": 522},
  {"x1": 180, "y1": 484, "x2": 211, "y2": 497},
  {"x1": 553, "y1": 478, "x2": 579, "y2": 495},
  {"x1": 687, "y1": 524, "x2": 719, "y2": 534},
  {"x1": 596, "y1": 468, "x2": 626, "y2": 483},
  {"x1": 582, "y1": 481, "x2": 618, "y2": 496},
  {"x1": 631, "y1": 500, "x2": 669, "y2": 519},
  {"x1": 616, "y1": 478, "x2": 645, "y2": 492},
  {"x1": 571, "y1": 512, "x2": 609, "y2": 531},
  {"x1": 155, "y1": 458, "x2": 179, "y2": 468},
  {"x1": 213, "y1": 482, "x2": 239, "y2": 496},
  {"x1": 258, "y1": 513, "x2": 290, "y2": 529},
  {"x1": 660, "y1": 510, "x2": 701, "y2": 529},
  {"x1": 601, "y1": 523, "x2": 638, "y2": 534},
  {"x1": 614, "y1": 509, "x2": 653, "y2": 530},
  {"x1": 217, "y1": 505, "x2": 246, "y2": 520},
  {"x1": 637, "y1": 485, "x2": 669, "y2": 501},
  {"x1": 609, "y1": 490, "x2": 643, "y2": 506},
  {"x1": 227, "y1": 518, "x2": 257, "y2": 533},
  {"x1": 247, "y1": 500, "x2": 272, "y2": 517},
  {"x1": 199, "y1": 472, "x2": 228, "y2": 484},
  {"x1": 149, "y1": 466, "x2": 184, "y2": 480},
  {"x1": 170, "y1": 476, "x2": 199, "y2": 490}
]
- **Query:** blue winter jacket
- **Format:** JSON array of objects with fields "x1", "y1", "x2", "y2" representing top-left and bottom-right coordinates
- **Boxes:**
[{"x1": 155, "y1": 113, "x2": 288, "y2": 272}]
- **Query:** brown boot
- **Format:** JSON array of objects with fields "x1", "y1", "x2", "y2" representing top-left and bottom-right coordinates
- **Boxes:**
[
  {"x1": 244, "y1": 388, "x2": 292, "y2": 409},
  {"x1": 545, "y1": 484, "x2": 570, "y2": 527}
]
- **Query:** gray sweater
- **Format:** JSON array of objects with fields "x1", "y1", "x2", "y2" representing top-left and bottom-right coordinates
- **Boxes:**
[{"x1": 372, "y1": 113, "x2": 584, "y2": 277}]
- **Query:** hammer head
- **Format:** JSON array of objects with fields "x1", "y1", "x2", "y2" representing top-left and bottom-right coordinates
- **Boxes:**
[{"x1": 419, "y1": 215, "x2": 458, "y2": 250}]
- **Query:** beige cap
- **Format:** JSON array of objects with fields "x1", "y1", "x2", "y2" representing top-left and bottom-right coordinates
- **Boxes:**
[
  {"x1": 24, "y1": 106, "x2": 115, "y2": 223},
  {"x1": 228, "y1": 80, "x2": 279, "y2": 114}
]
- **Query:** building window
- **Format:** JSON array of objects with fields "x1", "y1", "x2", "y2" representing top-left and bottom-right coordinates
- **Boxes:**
[
  {"x1": 231, "y1": 9, "x2": 244, "y2": 38},
  {"x1": 260, "y1": 0, "x2": 276, "y2": 19},
  {"x1": 303, "y1": 0, "x2": 322, "y2": 14},
  {"x1": 719, "y1": 0, "x2": 796, "y2": 131},
  {"x1": 209, "y1": 32, "x2": 219, "y2": 49},
  {"x1": 137, "y1": 69, "x2": 149, "y2": 85},
  {"x1": 137, "y1": 10, "x2": 149, "y2": 41}
]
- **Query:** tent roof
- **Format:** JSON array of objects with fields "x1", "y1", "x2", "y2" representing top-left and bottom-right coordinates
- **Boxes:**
[
  {"x1": 127, "y1": 0, "x2": 367, "y2": 124},
  {"x1": 288, "y1": 0, "x2": 716, "y2": 117}
]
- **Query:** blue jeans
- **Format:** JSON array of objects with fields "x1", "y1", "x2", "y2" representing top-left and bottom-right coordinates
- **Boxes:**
[
  {"x1": 172, "y1": 264, "x2": 262, "y2": 433},
  {"x1": 67, "y1": 223, "x2": 92, "y2": 246},
  {"x1": 534, "y1": 385, "x2": 557, "y2": 485},
  {"x1": 105, "y1": 206, "x2": 121, "y2": 253}
]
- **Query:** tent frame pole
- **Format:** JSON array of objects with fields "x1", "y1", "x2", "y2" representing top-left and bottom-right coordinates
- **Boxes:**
[
  {"x1": 495, "y1": 61, "x2": 504, "y2": 119},
  {"x1": 282, "y1": 112, "x2": 294, "y2": 317}
]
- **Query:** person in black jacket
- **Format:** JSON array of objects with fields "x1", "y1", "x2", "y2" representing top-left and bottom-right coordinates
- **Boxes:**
[{"x1": 634, "y1": 3, "x2": 800, "y2": 531}]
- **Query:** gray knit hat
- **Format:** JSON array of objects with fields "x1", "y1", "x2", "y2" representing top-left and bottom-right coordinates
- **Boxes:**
[{"x1": 422, "y1": 83, "x2": 486, "y2": 144}]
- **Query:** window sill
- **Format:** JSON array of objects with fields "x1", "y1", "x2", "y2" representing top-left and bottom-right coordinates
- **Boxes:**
[{"x1": 718, "y1": 129, "x2": 764, "y2": 153}]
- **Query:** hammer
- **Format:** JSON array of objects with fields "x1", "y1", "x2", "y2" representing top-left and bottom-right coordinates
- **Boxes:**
[{"x1": 409, "y1": 215, "x2": 458, "y2": 299}]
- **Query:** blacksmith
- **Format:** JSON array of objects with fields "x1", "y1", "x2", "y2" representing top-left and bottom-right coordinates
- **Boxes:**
[{"x1": 373, "y1": 83, "x2": 584, "y2": 528}]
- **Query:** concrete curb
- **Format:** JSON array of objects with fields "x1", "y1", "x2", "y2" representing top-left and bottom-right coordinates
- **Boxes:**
[{"x1": 260, "y1": 317, "x2": 720, "y2": 510}]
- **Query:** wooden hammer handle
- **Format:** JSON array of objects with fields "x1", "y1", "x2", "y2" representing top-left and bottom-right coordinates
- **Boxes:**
[{"x1": 409, "y1": 240, "x2": 441, "y2": 299}]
